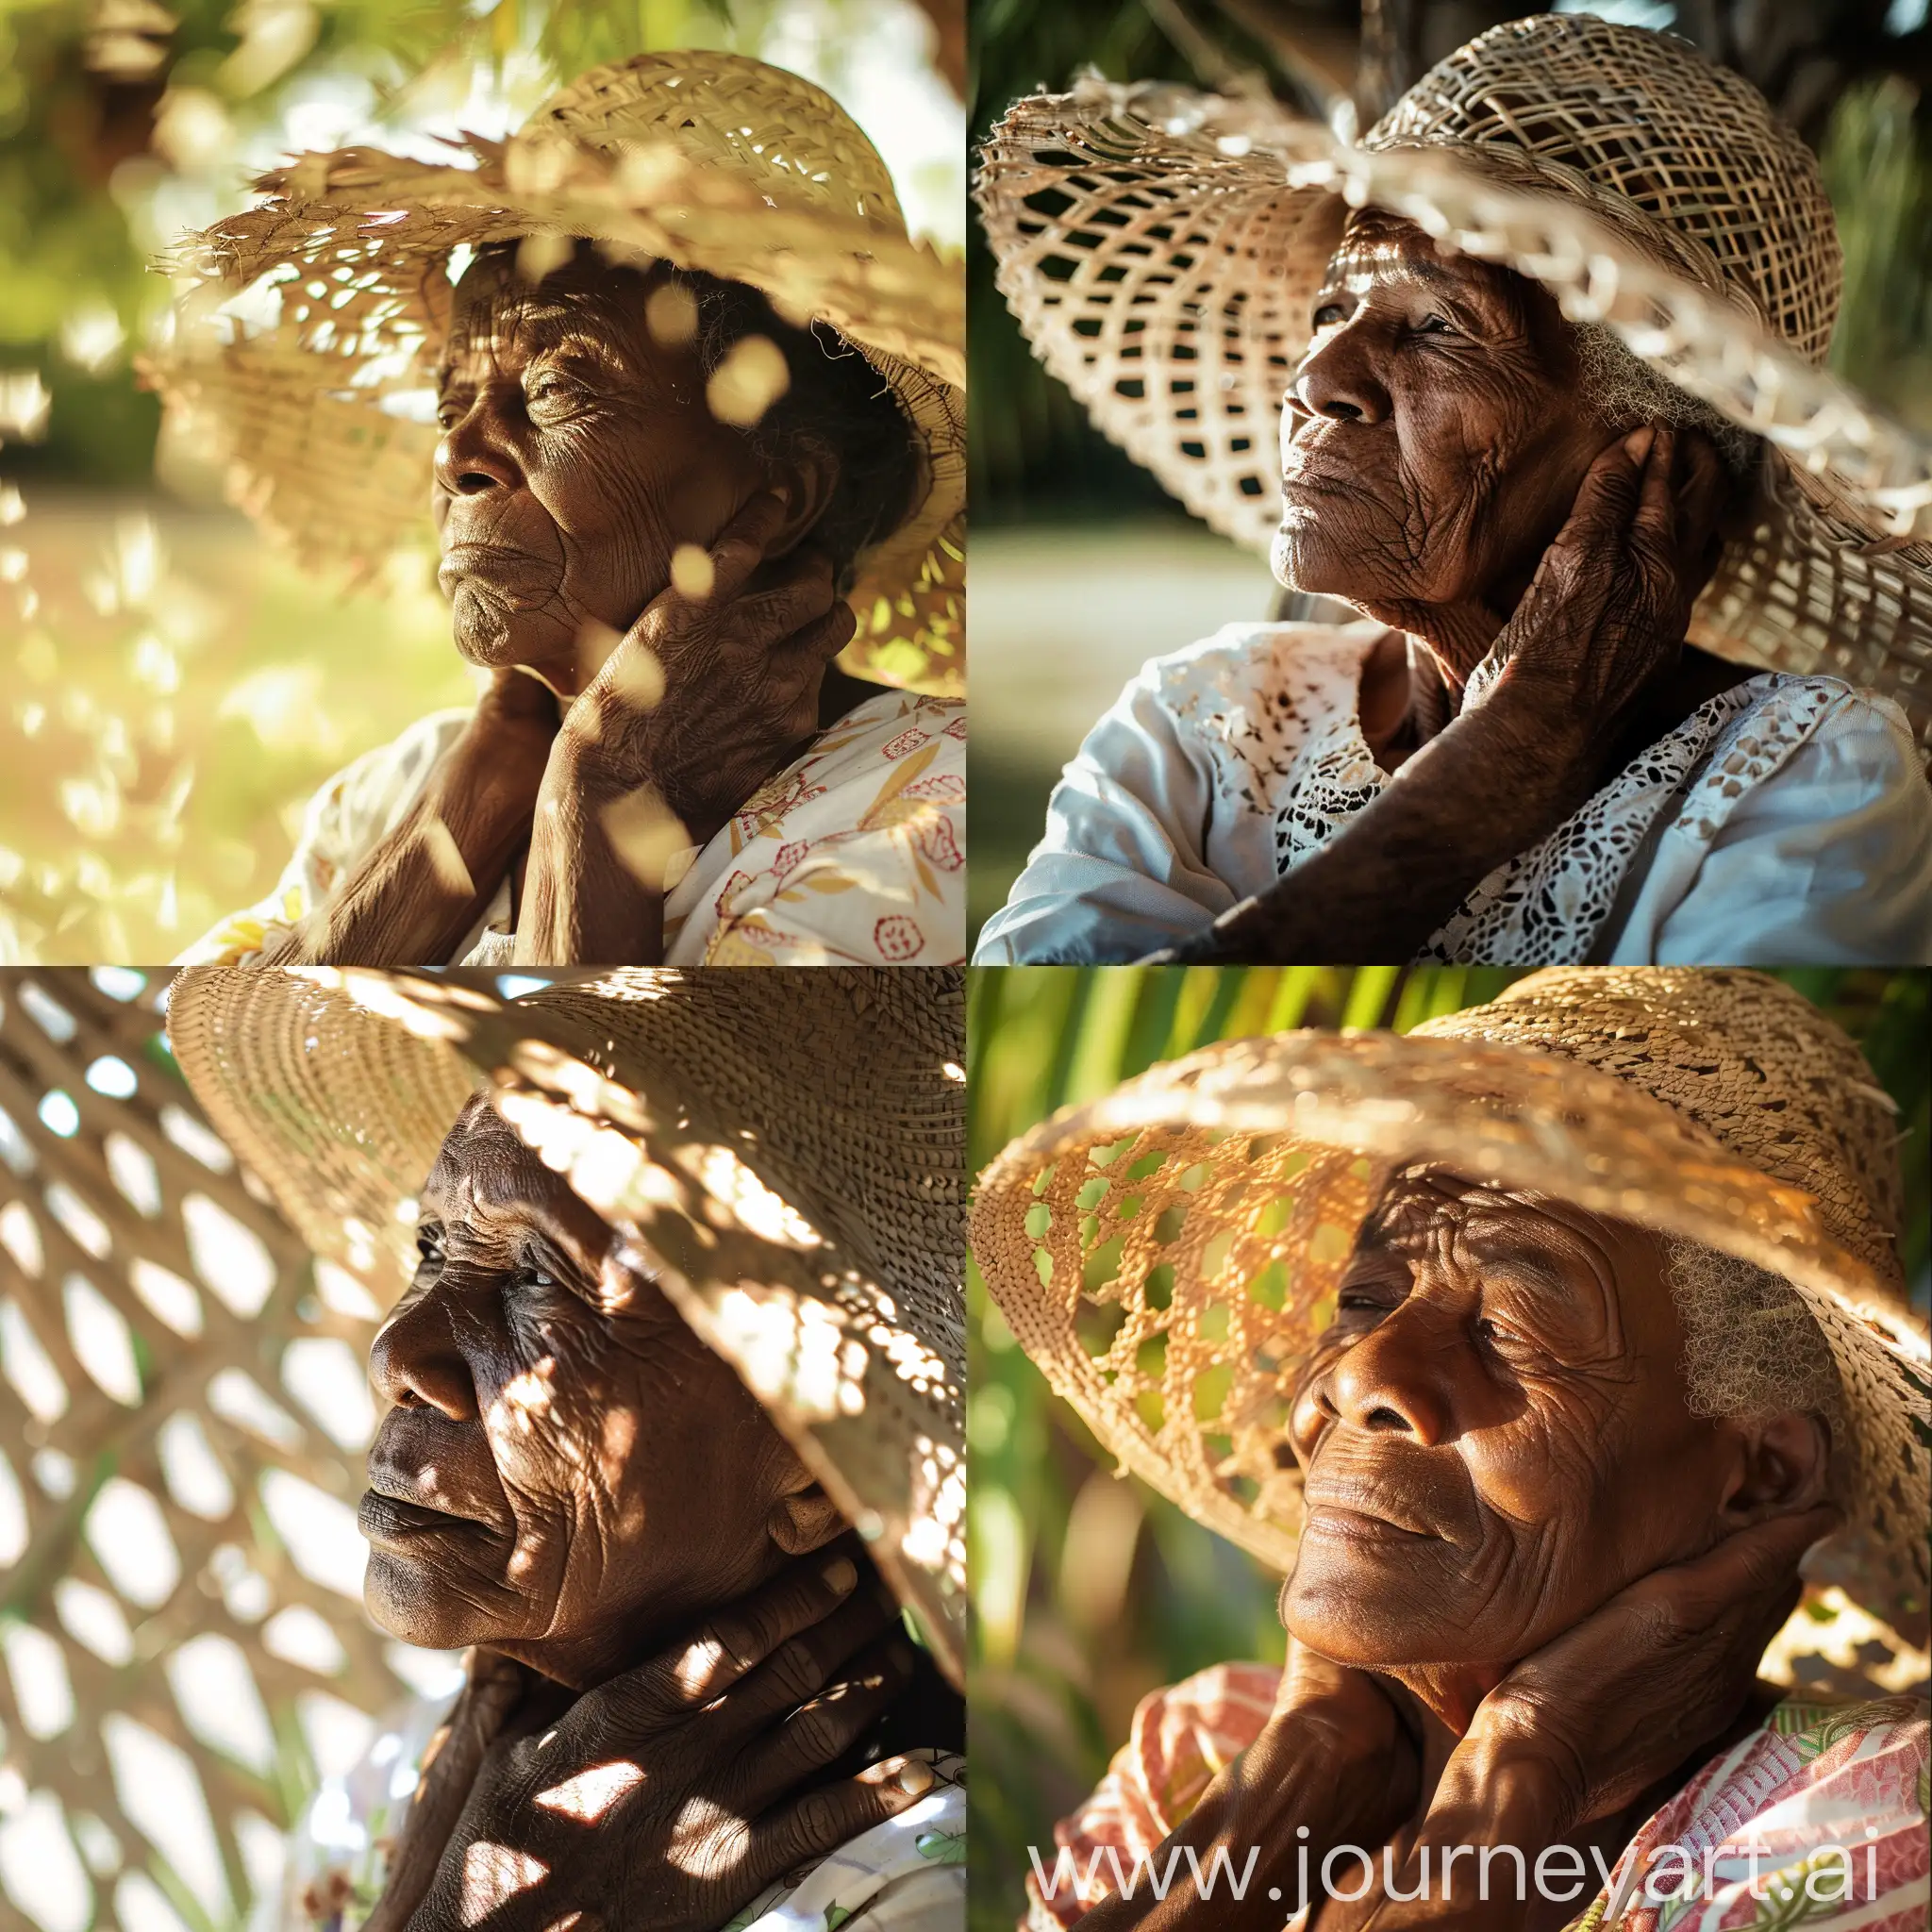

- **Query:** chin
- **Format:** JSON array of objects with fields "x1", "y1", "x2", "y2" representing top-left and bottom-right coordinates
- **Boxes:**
[
  {"x1": 1279, "y1": 1555, "x2": 1468, "y2": 1670},
  {"x1": 1270, "y1": 511, "x2": 1356, "y2": 601},
  {"x1": 364, "y1": 1549, "x2": 507, "y2": 1654}
]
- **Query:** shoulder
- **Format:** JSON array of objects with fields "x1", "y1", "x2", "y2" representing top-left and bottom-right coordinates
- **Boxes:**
[
  {"x1": 304, "y1": 706, "x2": 475, "y2": 837},
  {"x1": 1720, "y1": 675, "x2": 1922, "y2": 790},
  {"x1": 1602, "y1": 1695, "x2": 1929, "y2": 1919},
  {"x1": 1127, "y1": 619, "x2": 1383, "y2": 713}
]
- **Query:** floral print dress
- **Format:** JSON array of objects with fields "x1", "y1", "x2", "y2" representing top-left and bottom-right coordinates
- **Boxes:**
[
  {"x1": 180, "y1": 690, "x2": 966, "y2": 967},
  {"x1": 1024, "y1": 1662, "x2": 1927, "y2": 1931}
]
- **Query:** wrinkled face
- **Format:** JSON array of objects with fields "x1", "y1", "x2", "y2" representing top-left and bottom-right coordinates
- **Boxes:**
[
  {"x1": 1279, "y1": 1169, "x2": 1737, "y2": 1669},
  {"x1": 433, "y1": 247, "x2": 763, "y2": 687},
  {"x1": 360, "y1": 1095, "x2": 807, "y2": 1685},
  {"x1": 1273, "y1": 209, "x2": 1613, "y2": 613}
]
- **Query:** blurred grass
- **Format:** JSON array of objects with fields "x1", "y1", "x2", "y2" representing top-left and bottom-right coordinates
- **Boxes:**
[
  {"x1": 963, "y1": 964, "x2": 1931, "y2": 1932},
  {"x1": 0, "y1": 493, "x2": 475, "y2": 962}
]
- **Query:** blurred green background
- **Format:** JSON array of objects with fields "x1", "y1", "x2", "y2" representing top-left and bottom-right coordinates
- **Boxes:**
[
  {"x1": 964, "y1": 963, "x2": 1932, "y2": 1932},
  {"x1": 966, "y1": 0, "x2": 1932, "y2": 946},
  {"x1": 0, "y1": 0, "x2": 963, "y2": 963}
]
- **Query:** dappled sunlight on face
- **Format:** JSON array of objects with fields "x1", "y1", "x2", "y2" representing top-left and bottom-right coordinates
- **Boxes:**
[{"x1": 360, "y1": 1095, "x2": 816, "y2": 1685}]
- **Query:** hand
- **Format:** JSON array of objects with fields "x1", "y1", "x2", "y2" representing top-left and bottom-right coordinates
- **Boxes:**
[
  {"x1": 1442, "y1": 1505, "x2": 1837, "y2": 1840},
  {"x1": 401, "y1": 1544, "x2": 934, "y2": 1932},
  {"x1": 549, "y1": 493, "x2": 858, "y2": 849},
  {"x1": 1074, "y1": 1634, "x2": 1419, "y2": 1931},
  {"x1": 1477, "y1": 422, "x2": 1727, "y2": 763}
]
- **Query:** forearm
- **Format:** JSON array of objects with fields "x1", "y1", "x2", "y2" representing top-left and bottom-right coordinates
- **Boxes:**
[
  {"x1": 267, "y1": 724, "x2": 546, "y2": 966},
  {"x1": 1071, "y1": 1741, "x2": 1402, "y2": 1932},
  {"x1": 1361, "y1": 1747, "x2": 1572, "y2": 1932},
  {"x1": 1148, "y1": 695, "x2": 1588, "y2": 966},
  {"x1": 514, "y1": 761, "x2": 670, "y2": 966}
]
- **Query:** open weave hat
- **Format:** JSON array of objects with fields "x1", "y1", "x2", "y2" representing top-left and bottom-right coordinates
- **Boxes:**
[
  {"x1": 977, "y1": 12, "x2": 1932, "y2": 748},
  {"x1": 971, "y1": 969, "x2": 1930, "y2": 1627},
  {"x1": 156, "y1": 50, "x2": 964, "y2": 691},
  {"x1": 167, "y1": 966, "x2": 967, "y2": 1689}
]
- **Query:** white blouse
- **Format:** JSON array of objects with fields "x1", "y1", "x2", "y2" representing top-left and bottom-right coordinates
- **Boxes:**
[
  {"x1": 181, "y1": 690, "x2": 966, "y2": 968},
  {"x1": 974, "y1": 621, "x2": 1932, "y2": 966}
]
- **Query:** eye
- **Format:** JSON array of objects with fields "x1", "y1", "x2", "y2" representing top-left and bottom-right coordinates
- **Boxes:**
[
  {"x1": 415, "y1": 1225, "x2": 445, "y2": 1267},
  {"x1": 509, "y1": 1264, "x2": 558, "y2": 1291},
  {"x1": 1311, "y1": 300, "x2": 1346, "y2": 329},
  {"x1": 1413, "y1": 313, "x2": 1453, "y2": 336},
  {"x1": 525, "y1": 374, "x2": 584, "y2": 419}
]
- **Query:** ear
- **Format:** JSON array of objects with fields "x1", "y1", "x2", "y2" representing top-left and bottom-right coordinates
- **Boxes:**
[
  {"x1": 755, "y1": 446, "x2": 839, "y2": 561},
  {"x1": 766, "y1": 1482, "x2": 846, "y2": 1557},
  {"x1": 1715, "y1": 1411, "x2": 1832, "y2": 1528}
]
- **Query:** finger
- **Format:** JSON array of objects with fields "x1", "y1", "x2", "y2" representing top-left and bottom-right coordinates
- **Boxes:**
[
  {"x1": 732, "y1": 1634, "x2": 918, "y2": 1814},
  {"x1": 1632, "y1": 423, "x2": 1676, "y2": 551},
  {"x1": 773, "y1": 600, "x2": 858, "y2": 669},
  {"x1": 707, "y1": 1575, "x2": 905, "y2": 1737},
  {"x1": 700, "y1": 491, "x2": 792, "y2": 607},
  {"x1": 1675, "y1": 429, "x2": 1728, "y2": 563},
  {"x1": 1632, "y1": 1505, "x2": 1840, "y2": 1625},
  {"x1": 1565, "y1": 425, "x2": 1653, "y2": 542},
  {"x1": 589, "y1": 1537, "x2": 871, "y2": 1729},
  {"x1": 743, "y1": 1759, "x2": 941, "y2": 1892}
]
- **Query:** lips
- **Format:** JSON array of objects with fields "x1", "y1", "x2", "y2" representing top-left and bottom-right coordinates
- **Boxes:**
[
  {"x1": 362, "y1": 1411, "x2": 505, "y2": 1546},
  {"x1": 436, "y1": 541, "x2": 557, "y2": 608}
]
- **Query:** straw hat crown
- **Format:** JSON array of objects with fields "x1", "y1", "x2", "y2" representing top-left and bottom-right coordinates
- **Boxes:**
[
  {"x1": 1364, "y1": 13, "x2": 1840, "y2": 360},
  {"x1": 1413, "y1": 967, "x2": 1904, "y2": 1290},
  {"x1": 511, "y1": 49, "x2": 906, "y2": 227}
]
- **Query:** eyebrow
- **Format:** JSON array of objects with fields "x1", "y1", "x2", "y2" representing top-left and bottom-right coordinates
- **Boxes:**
[{"x1": 436, "y1": 304, "x2": 632, "y2": 388}]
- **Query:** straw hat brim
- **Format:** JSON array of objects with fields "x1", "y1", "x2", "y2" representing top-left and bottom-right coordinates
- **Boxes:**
[
  {"x1": 167, "y1": 966, "x2": 968, "y2": 1689},
  {"x1": 968, "y1": 1028, "x2": 1930, "y2": 1618},
  {"x1": 975, "y1": 79, "x2": 1932, "y2": 750},
  {"x1": 155, "y1": 134, "x2": 965, "y2": 693}
]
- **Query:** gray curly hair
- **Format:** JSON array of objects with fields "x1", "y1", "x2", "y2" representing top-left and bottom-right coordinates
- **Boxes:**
[
  {"x1": 1666, "y1": 1238, "x2": 1849, "y2": 1494},
  {"x1": 1572, "y1": 323, "x2": 1762, "y2": 498}
]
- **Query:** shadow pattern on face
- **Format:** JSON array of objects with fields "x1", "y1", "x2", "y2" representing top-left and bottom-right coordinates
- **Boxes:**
[{"x1": 361, "y1": 1092, "x2": 816, "y2": 1688}]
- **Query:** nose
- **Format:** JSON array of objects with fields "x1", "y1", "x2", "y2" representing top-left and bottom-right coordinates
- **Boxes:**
[
  {"x1": 1289, "y1": 318, "x2": 1391, "y2": 428},
  {"x1": 1317, "y1": 1302, "x2": 1450, "y2": 1444},
  {"x1": 369, "y1": 1280, "x2": 480, "y2": 1422},
  {"x1": 433, "y1": 389, "x2": 525, "y2": 500}
]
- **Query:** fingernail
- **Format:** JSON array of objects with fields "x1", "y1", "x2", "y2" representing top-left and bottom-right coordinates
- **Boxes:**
[
  {"x1": 1623, "y1": 425, "x2": 1657, "y2": 461},
  {"x1": 822, "y1": 1557, "x2": 858, "y2": 1597},
  {"x1": 894, "y1": 1759, "x2": 934, "y2": 1796}
]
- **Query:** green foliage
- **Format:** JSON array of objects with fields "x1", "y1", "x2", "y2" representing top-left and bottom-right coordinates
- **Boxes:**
[{"x1": 964, "y1": 964, "x2": 1929, "y2": 1932}]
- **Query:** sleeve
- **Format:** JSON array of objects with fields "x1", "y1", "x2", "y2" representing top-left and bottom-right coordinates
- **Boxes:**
[
  {"x1": 1645, "y1": 695, "x2": 1932, "y2": 966},
  {"x1": 972, "y1": 667, "x2": 1238, "y2": 966},
  {"x1": 1022, "y1": 1663, "x2": 1282, "y2": 1931},
  {"x1": 173, "y1": 711, "x2": 474, "y2": 967}
]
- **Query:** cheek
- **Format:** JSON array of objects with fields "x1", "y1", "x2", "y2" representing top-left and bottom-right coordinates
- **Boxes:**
[{"x1": 1394, "y1": 357, "x2": 1571, "y2": 593}]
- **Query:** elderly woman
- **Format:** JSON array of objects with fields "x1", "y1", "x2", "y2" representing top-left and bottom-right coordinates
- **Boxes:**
[
  {"x1": 163, "y1": 50, "x2": 965, "y2": 969},
  {"x1": 974, "y1": 16, "x2": 1932, "y2": 966},
  {"x1": 971, "y1": 969, "x2": 1929, "y2": 1927},
  {"x1": 168, "y1": 967, "x2": 967, "y2": 1928}
]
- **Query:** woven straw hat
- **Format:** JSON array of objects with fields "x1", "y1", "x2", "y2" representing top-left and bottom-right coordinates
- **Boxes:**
[
  {"x1": 167, "y1": 965, "x2": 967, "y2": 1688},
  {"x1": 977, "y1": 12, "x2": 1932, "y2": 748},
  {"x1": 156, "y1": 50, "x2": 964, "y2": 691},
  {"x1": 970, "y1": 969, "x2": 1930, "y2": 1622}
]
